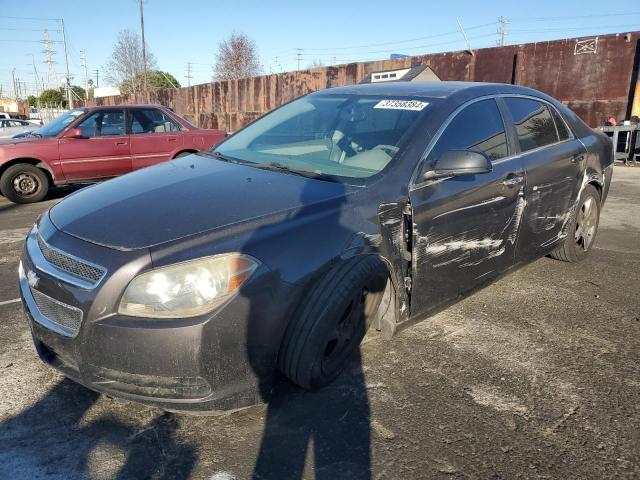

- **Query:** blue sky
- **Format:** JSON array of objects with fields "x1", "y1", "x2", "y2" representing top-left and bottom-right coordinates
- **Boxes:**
[{"x1": 1, "y1": 0, "x2": 639, "y2": 95}]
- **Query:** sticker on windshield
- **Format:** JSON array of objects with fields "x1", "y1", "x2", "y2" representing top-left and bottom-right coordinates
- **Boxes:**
[{"x1": 374, "y1": 100, "x2": 429, "y2": 111}]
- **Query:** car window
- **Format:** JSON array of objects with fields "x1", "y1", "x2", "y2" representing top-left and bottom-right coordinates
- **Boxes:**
[
  {"x1": 76, "y1": 110, "x2": 126, "y2": 138},
  {"x1": 549, "y1": 106, "x2": 570, "y2": 141},
  {"x1": 130, "y1": 108, "x2": 181, "y2": 134},
  {"x1": 424, "y1": 99, "x2": 509, "y2": 171},
  {"x1": 9, "y1": 120, "x2": 25, "y2": 127},
  {"x1": 504, "y1": 98, "x2": 559, "y2": 152}
]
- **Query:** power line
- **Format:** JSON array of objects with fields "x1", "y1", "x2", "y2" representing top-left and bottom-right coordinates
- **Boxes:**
[
  {"x1": 0, "y1": 15, "x2": 59, "y2": 21},
  {"x1": 298, "y1": 21, "x2": 498, "y2": 52},
  {"x1": 509, "y1": 12, "x2": 640, "y2": 21},
  {"x1": 509, "y1": 24, "x2": 640, "y2": 33}
]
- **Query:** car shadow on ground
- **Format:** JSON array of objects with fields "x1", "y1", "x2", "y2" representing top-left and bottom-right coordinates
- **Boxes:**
[
  {"x1": 0, "y1": 379, "x2": 196, "y2": 479},
  {"x1": 252, "y1": 355, "x2": 372, "y2": 480}
]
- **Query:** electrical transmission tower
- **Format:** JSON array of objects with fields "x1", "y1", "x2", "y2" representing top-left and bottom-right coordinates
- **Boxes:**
[
  {"x1": 81, "y1": 49, "x2": 89, "y2": 99},
  {"x1": 42, "y1": 29, "x2": 58, "y2": 90},
  {"x1": 498, "y1": 17, "x2": 508, "y2": 47}
]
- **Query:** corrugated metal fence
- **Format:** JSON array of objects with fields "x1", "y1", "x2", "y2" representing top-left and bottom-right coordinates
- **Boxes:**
[{"x1": 92, "y1": 32, "x2": 640, "y2": 130}]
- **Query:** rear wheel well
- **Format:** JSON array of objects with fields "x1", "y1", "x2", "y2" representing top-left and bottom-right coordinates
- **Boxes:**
[
  {"x1": 589, "y1": 180, "x2": 603, "y2": 199},
  {"x1": 0, "y1": 159, "x2": 54, "y2": 186}
]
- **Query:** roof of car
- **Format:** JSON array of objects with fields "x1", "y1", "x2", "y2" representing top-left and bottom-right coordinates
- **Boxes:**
[
  {"x1": 315, "y1": 81, "x2": 535, "y2": 99},
  {"x1": 88, "y1": 104, "x2": 169, "y2": 110}
]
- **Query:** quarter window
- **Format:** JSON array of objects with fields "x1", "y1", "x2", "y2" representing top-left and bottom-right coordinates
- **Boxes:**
[
  {"x1": 75, "y1": 110, "x2": 126, "y2": 137},
  {"x1": 549, "y1": 106, "x2": 570, "y2": 141},
  {"x1": 130, "y1": 108, "x2": 180, "y2": 134},
  {"x1": 504, "y1": 98, "x2": 559, "y2": 152},
  {"x1": 426, "y1": 99, "x2": 509, "y2": 167}
]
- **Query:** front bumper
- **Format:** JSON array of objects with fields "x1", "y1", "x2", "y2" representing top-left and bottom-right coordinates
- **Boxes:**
[{"x1": 20, "y1": 217, "x2": 294, "y2": 413}]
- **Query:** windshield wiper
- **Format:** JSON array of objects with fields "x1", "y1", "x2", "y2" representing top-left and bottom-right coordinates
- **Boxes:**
[
  {"x1": 252, "y1": 162, "x2": 338, "y2": 181},
  {"x1": 196, "y1": 150, "x2": 239, "y2": 163}
]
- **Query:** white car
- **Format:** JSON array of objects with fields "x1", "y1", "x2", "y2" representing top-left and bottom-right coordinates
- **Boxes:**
[{"x1": 0, "y1": 119, "x2": 40, "y2": 139}]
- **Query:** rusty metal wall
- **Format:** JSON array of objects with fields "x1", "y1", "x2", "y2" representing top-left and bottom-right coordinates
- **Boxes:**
[{"x1": 92, "y1": 32, "x2": 639, "y2": 129}]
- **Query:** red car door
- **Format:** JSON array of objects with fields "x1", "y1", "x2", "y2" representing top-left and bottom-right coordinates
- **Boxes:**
[
  {"x1": 129, "y1": 107, "x2": 184, "y2": 170},
  {"x1": 58, "y1": 108, "x2": 131, "y2": 181}
]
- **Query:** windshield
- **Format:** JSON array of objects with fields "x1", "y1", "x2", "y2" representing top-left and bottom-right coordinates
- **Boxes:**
[
  {"x1": 34, "y1": 109, "x2": 87, "y2": 137},
  {"x1": 213, "y1": 95, "x2": 432, "y2": 180}
]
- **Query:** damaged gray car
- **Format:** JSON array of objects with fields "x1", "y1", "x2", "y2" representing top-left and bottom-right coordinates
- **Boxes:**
[{"x1": 19, "y1": 82, "x2": 613, "y2": 413}]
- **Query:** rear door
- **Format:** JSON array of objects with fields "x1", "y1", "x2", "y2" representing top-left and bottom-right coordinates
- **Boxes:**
[
  {"x1": 129, "y1": 107, "x2": 184, "y2": 170},
  {"x1": 501, "y1": 97, "x2": 585, "y2": 260},
  {"x1": 409, "y1": 98, "x2": 526, "y2": 317},
  {"x1": 58, "y1": 109, "x2": 131, "y2": 181}
]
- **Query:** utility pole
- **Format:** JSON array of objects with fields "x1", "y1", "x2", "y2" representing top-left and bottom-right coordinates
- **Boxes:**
[
  {"x1": 185, "y1": 62, "x2": 192, "y2": 87},
  {"x1": 59, "y1": 19, "x2": 72, "y2": 107},
  {"x1": 31, "y1": 54, "x2": 42, "y2": 96},
  {"x1": 12, "y1": 68, "x2": 18, "y2": 101},
  {"x1": 295, "y1": 49, "x2": 303, "y2": 71},
  {"x1": 456, "y1": 17, "x2": 473, "y2": 54},
  {"x1": 498, "y1": 17, "x2": 508, "y2": 47},
  {"x1": 80, "y1": 49, "x2": 89, "y2": 103},
  {"x1": 94, "y1": 69, "x2": 100, "y2": 88},
  {"x1": 139, "y1": 0, "x2": 149, "y2": 102}
]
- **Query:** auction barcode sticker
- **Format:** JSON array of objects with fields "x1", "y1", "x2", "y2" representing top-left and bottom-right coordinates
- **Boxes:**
[{"x1": 374, "y1": 100, "x2": 429, "y2": 111}]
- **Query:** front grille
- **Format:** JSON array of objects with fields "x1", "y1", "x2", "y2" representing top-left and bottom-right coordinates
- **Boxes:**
[
  {"x1": 37, "y1": 234, "x2": 105, "y2": 284},
  {"x1": 30, "y1": 287, "x2": 83, "y2": 337}
]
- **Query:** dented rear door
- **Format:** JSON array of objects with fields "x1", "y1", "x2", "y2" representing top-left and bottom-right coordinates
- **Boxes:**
[{"x1": 501, "y1": 97, "x2": 585, "y2": 260}]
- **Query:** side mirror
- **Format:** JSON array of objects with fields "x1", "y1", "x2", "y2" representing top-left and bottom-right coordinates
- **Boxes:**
[
  {"x1": 65, "y1": 128, "x2": 86, "y2": 139},
  {"x1": 423, "y1": 150, "x2": 492, "y2": 180}
]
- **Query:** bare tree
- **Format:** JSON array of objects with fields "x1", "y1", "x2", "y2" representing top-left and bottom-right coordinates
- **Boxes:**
[
  {"x1": 213, "y1": 32, "x2": 262, "y2": 81},
  {"x1": 104, "y1": 29, "x2": 156, "y2": 94},
  {"x1": 307, "y1": 58, "x2": 324, "y2": 68}
]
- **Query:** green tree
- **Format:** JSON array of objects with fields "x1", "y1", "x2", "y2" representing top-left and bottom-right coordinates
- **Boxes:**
[
  {"x1": 39, "y1": 89, "x2": 64, "y2": 106},
  {"x1": 71, "y1": 85, "x2": 86, "y2": 101},
  {"x1": 27, "y1": 95, "x2": 38, "y2": 107},
  {"x1": 121, "y1": 70, "x2": 181, "y2": 93}
]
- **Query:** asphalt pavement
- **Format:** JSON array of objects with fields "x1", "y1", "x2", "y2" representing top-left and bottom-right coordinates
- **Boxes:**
[{"x1": 0, "y1": 169, "x2": 638, "y2": 479}]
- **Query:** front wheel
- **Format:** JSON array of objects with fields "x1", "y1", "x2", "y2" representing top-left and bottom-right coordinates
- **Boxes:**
[
  {"x1": 550, "y1": 184, "x2": 601, "y2": 262},
  {"x1": 0, "y1": 164, "x2": 50, "y2": 204},
  {"x1": 278, "y1": 256, "x2": 388, "y2": 389}
]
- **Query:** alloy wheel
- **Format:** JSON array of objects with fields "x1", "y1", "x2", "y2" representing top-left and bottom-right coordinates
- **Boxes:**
[{"x1": 575, "y1": 196, "x2": 597, "y2": 251}]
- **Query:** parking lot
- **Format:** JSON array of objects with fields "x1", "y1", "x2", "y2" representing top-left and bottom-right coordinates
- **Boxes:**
[{"x1": 0, "y1": 168, "x2": 638, "y2": 479}]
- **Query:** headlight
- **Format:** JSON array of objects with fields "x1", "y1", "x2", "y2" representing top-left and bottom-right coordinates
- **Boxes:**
[{"x1": 118, "y1": 253, "x2": 259, "y2": 318}]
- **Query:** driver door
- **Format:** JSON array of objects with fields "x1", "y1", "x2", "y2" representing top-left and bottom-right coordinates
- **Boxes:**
[
  {"x1": 59, "y1": 109, "x2": 131, "y2": 181},
  {"x1": 408, "y1": 98, "x2": 526, "y2": 317}
]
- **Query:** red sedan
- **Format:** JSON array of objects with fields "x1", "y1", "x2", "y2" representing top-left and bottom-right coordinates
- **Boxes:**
[{"x1": 0, "y1": 105, "x2": 226, "y2": 203}]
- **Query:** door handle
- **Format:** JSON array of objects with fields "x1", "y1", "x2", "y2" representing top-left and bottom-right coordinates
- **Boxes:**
[
  {"x1": 116, "y1": 141, "x2": 128, "y2": 146},
  {"x1": 572, "y1": 154, "x2": 585, "y2": 163},
  {"x1": 503, "y1": 174, "x2": 525, "y2": 186},
  {"x1": 168, "y1": 137, "x2": 177, "y2": 142}
]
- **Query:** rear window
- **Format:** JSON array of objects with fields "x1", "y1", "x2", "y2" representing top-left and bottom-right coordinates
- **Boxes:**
[{"x1": 504, "y1": 98, "x2": 559, "y2": 152}]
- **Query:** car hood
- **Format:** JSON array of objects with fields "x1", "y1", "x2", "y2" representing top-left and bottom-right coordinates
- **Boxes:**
[
  {"x1": 49, "y1": 154, "x2": 355, "y2": 250},
  {"x1": 0, "y1": 136, "x2": 52, "y2": 146}
]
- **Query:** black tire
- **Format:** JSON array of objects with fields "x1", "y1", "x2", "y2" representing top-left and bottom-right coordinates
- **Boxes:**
[
  {"x1": 0, "y1": 164, "x2": 49, "y2": 204},
  {"x1": 550, "y1": 184, "x2": 601, "y2": 263},
  {"x1": 278, "y1": 256, "x2": 388, "y2": 389}
]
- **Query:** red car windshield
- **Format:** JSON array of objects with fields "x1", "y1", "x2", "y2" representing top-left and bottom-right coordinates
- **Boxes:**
[{"x1": 34, "y1": 109, "x2": 88, "y2": 137}]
